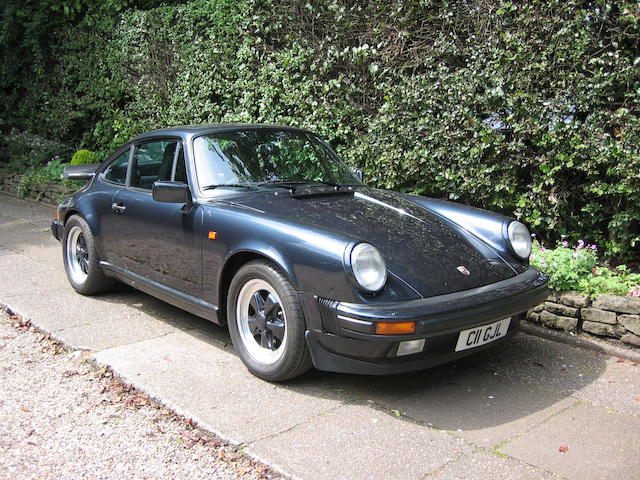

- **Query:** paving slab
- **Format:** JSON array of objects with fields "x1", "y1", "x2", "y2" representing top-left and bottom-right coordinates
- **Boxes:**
[
  {"x1": 248, "y1": 403, "x2": 473, "y2": 480},
  {"x1": 0, "y1": 205, "x2": 59, "y2": 266},
  {"x1": 0, "y1": 193, "x2": 54, "y2": 222},
  {"x1": 11, "y1": 291, "x2": 223, "y2": 349},
  {"x1": 0, "y1": 252, "x2": 68, "y2": 297},
  {"x1": 501, "y1": 402, "x2": 640, "y2": 480},
  {"x1": 429, "y1": 450, "x2": 557, "y2": 480},
  {"x1": 469, "y1": 333, "x2": 640, "y2": 416},
  {"x1": 315, "y1": 367, "x2": 451, "y2": 405},
  {"x1": 386, "y1": 369, "x2": 577, "y2": 448},
  {"x1": 566, "y1": 357, "x2": 640, "y2": 416},
  {"x1": 468, "y1": 333, "x2": 610, "y2": 395},
  {"x1": 52, "y1": 314, "x2": 190, "y2": 351},
  {"x1": 93, "y1": 330, "x2": 346, "y2": 445}
]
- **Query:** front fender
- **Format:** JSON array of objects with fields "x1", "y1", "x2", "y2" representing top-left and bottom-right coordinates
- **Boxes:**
[
  {"x1": 401, "y1": 194, "x2": 526, "y2": 270},
  {"x1": 220, "y1": 242, "x2": 299, "y2": 289},
  {"x1": 201, "y1": 204, "x2": 356, "y2": 307}
]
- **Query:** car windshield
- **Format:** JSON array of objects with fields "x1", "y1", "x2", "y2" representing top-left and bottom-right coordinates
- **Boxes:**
[{"x1": 193, "y1": 129, "x2": 361, "y2": 191}]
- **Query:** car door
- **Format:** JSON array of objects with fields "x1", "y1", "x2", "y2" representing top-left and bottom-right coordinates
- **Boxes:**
[
  {"x1": 108, "y1": 139, "x2": 203, "y2": 298},
  {"x1": 92, "y1": 146, "x2": 131, "y2": 265}
]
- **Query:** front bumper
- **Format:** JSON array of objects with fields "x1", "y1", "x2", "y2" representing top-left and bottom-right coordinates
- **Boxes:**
[
  {"x1": 51, "y1": 220, "x2": 63, "y2": 241},
  {"x1": 304, "y1": 267, "x2": 549, "y2": 375}
]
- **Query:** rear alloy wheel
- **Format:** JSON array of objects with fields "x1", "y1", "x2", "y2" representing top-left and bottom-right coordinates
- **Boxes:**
[
  {"x1": 227, "y1": 260, "x2": 312, "y2": 381},
  {"x1": 62, "y1": 215, "x2": 114, "y2": 295}
]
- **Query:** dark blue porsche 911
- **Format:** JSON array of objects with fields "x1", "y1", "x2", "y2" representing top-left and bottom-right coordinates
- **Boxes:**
[{"x1": 51, "y1": 125, "x2": 549, "y2": 381}]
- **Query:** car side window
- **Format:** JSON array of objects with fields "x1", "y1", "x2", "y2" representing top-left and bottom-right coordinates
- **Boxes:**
[
  {"x1": 102, "y1": 149, "x2": 130, "y2": 185},
  {"x1": 173, "y1": 146, "x2": 187, "y2": 183},
  {"x1": 130, "y1": 140, "x2": 179, "y2": 190}
]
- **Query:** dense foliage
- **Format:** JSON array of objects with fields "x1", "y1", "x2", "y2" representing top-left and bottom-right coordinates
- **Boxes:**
[{"x1": 1, "y1": 0, "x2": 639, "y2": 262}]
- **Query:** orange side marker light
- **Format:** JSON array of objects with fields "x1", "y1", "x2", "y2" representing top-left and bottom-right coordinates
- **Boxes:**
[
  {"x1": 375, "y1": 321, "x2": 416, "y2": 335},
  {"x1": 208, "y1": 231, "x2": 217, "y2": 240}
]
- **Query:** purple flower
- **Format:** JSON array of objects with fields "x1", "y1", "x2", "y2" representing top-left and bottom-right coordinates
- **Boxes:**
[
  {"x1": 576, "y1": 239, "x2": 585, "y2": 250},
  {"x1": 562, "y1": 241, "x2": 569, "y2": 247},
  {"x1": 590, "y1": 244, "x2": 597, "y2": 250},
  {"x1": 531, "y1": 233, "x2": 536, "y2": 238}
]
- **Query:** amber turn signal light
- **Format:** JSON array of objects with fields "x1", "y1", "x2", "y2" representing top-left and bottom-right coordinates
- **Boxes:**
[
  {"x1": 375, "y1": 321, "x2": 416, "y2": 335},
  {"x1": 207, "y1": 231, "x2": 217, "y2": 240}
]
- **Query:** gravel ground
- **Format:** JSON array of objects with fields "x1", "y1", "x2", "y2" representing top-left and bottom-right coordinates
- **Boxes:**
[{"x1": 0, "y1": 312, "x2": 282, "y2": 480}]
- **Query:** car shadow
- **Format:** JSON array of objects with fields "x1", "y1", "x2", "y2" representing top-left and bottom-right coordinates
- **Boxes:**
[{"x1": 92, "y1": 282, "x2": 607, "y2": 441}]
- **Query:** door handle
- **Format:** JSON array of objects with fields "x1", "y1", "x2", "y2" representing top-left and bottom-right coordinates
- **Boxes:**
[{"x1": 111, "y1": 202, "x2": 126, "y2": 214}]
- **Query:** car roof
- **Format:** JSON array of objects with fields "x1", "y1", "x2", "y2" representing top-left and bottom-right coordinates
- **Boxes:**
[{"x1": 129, "y1": 124, "x2": 315, "y2": 142}]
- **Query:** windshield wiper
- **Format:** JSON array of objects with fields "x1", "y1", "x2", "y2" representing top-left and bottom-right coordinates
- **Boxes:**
[
  {"x1": 202, "y1": 184, "x2": 256, "y2": 190},
  {"x1": 258, "y1": 180, "x2": 342, "y2": 191}
]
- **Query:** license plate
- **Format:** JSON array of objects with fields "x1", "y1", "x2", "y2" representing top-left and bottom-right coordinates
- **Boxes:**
[{"x1": 455, "y1": 318, "x2": 511, "y2": 352}]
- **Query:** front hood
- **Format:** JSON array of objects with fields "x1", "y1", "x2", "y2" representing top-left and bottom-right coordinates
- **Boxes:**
[{"x1": 224, "y1": 187, "x2": 516, "y2": 297}]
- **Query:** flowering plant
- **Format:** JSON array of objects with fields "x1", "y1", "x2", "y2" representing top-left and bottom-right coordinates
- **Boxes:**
[{"x1": 531, "y1": 238, "x2": 640, "y2": 298}]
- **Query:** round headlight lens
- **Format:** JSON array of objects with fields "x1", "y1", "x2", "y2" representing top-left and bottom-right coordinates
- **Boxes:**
[
  {"x1": 350, "y1": 243, "x2": 387, "y2": 292},
  {"x1": 508, "y1": 221, "x2": 532, "y2": 259}
]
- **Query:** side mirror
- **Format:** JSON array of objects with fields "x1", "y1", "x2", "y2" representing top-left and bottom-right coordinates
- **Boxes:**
[
  {"x1": 353, "y1": 169, "x2": 364, "y2": 182},
  {"x1": 152, "y1": 181, "x2": 192, "y2": 204},
  {"x1": 63, "y1": 163, "x2": 100, "y2": 181}
]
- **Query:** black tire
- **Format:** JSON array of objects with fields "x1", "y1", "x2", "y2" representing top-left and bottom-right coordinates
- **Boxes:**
[
  {"x1": 62, "y1": 215, "x2": 115, "y2": 295},
  {"x1": 227, "y1": 260, "x2": 312, "y2": 381}
]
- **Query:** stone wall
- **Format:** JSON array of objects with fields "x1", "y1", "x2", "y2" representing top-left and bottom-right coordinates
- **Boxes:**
[
  {"x1": 527, "y1": 292, "x2": 640, "y2": 348},
  {"x1": 1, "y1": 172, "x2": 76, "y2": 204}
]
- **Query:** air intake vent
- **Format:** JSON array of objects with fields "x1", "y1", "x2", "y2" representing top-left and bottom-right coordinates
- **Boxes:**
[{"x1": 317, "y1": 297, "x2": 339, "y2": 334}]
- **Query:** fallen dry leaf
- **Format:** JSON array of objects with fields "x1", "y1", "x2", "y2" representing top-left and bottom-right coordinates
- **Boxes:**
[
  {"x1": 22, "y1": 406, "x2": 31, "y2": 413},
  {"x1": 559, "y1": 444, "x2": 569, "y2": 453},
  {"x1": 10, "y1": 315, "x2": 31, "y2": 331},
  {"x1": 616, "y1": 358, "x2": 638, "y2": 367}
]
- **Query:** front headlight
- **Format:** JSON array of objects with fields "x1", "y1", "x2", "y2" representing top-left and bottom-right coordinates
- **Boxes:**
[
  {"x1": 350, "y1": 243, "x2": 387, "y2": 292},
  {"x1": 507, "y1": 221, "x2": 532, "y2": 259}
]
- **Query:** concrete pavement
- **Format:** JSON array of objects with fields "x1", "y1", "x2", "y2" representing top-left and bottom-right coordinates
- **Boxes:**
[{"x1": 1, "y1": 192, "x2": 639, "y2": 480}]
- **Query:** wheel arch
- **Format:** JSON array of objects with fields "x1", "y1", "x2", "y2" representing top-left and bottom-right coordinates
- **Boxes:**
[
  {"x1": 62, "y1": 208, "x2": 107, "y2": 265},
  {"x1": 63, "y1": 208, "x2": 83, "y2": 224},
  {"x1": 217, "y1": 248, "x2": 299, "y2": 325}
]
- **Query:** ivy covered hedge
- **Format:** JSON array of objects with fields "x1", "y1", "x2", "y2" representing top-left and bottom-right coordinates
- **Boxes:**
[{"x1": 1, "y1": 0, "x2": 639, "y2": 262}]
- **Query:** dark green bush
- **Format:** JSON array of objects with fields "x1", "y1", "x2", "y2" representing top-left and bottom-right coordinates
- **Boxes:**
[{"x1": 1, "y1": 0, "x2": 639, "y2": 263}]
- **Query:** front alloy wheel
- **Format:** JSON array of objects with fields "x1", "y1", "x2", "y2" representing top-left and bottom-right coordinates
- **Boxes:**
[
  {"x1": 236, "y1": 279, "x2": 287, "y2": 364},
  {"x1": 227, "y1": 260, "x2": 312, "y2": 381}
]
